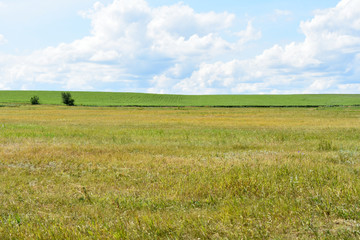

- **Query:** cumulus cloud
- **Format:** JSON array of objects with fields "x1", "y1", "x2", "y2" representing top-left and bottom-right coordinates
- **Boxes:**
[
  {"x1": 236, "y1": 21, "x2": 262, "y2": 45},
  {"x1": 166, "y1": 0, "x2": 360, "y2": 94},
  {"x1": 0, "y1": 0, "x2": 258, "y2": 91},
  {"x1": 0, "y1": 0, "x2": 359, "y2": 94}
]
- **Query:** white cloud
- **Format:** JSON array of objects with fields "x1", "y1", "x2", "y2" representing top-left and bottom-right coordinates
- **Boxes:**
[
  {"x1": 162, "y1": 0, "x2": 360, "y2": 94},
  {"x1": 0, "y1": 0, "x2": 359, "y2": 94},
  {"x1": 236, "y1": 21, "x2": 262, "y2": 45},
  {"x1": 0, "y1": 0, "x2": 259, "y2": 91},
  {"x1": 338, "y1": 83, "x2": 360, "y2": 92}
]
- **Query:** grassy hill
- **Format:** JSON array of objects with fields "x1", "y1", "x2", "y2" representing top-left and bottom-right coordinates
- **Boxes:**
[{"x1": 0, "y1": 91, "x2": 359, "y2": 107}]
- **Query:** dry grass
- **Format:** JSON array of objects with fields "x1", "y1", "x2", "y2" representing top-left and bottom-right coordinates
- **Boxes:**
[{"x1": 0, "y1": 105, "x2": 359, "y2": 239}]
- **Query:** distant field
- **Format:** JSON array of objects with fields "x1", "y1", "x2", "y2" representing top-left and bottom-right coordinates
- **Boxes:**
[
  {"x1": 0, "y1": 90, "x2": 359, "y2": 107},
  {"x1": 0, "y1": 106, "x2": 359, "y2": 239}
]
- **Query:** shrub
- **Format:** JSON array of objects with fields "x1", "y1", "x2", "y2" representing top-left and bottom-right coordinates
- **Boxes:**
[
  {"x1": 61, "y1": 92, "x2": 75, "y2": 106},
  {"x1": 30, "y1": 96, "x2": 40, "y2": 105}
]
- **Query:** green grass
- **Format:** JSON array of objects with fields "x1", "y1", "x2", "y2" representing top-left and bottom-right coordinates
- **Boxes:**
[
  {"x1": 0, "y1": 90, "x2": 359, "y2": 107},
  {"x1": 0, "y1": 106, "x2": 359, "y2": 239}
]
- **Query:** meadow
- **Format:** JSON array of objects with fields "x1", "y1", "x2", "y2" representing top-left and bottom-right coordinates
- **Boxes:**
[
  {"x1": 0, "y1": 105, "x2": 359, "y2": 239},
  {"x1": 0, "y1": 90, "x2": 360, "y2": 107}
]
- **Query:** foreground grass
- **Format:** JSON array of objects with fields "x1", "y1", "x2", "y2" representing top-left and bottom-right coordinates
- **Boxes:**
[
  {"x1": 0, "y1": 90, "x2": 360, "y2": 106},
  {"x1": 0, "y1": 106, "x2": 359, "y2": 239}
]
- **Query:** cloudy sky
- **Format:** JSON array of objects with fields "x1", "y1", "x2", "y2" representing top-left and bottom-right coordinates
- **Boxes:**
[{"x1": 0, "y1": 0, "x2": 359, "y2": 94}]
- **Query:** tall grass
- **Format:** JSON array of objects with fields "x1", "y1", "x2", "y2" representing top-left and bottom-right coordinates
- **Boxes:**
[{"x1": 0, "y1": 106, "x2": 359, "y2": 239}]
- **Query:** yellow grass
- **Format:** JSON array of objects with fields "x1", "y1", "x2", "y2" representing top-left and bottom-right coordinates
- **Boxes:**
[{"x1": 0, "y1": 105, "x2": 359, "y2": 239}]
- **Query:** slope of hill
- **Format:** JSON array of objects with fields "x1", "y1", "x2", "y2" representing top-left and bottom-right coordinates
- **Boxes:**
[{"x1": 0, "y1": 91, "x2": 359, "y2": 107}]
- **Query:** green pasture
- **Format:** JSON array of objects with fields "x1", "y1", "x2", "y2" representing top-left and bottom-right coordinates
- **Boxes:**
[{"x1": 0, "y1": 90, "x2": 359, "y2": 107}]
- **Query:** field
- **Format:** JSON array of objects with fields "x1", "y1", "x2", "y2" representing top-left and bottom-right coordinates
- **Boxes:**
[
  {"x1": 0, "y1": 105, "x2": 359, "y2": 239},
  {"x1": 0, "y1": 91, "x2": 360, "y2": 107}
]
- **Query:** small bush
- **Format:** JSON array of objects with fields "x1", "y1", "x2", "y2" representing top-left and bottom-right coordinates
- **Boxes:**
[
  {"x1": 30, "y1": 96, "x2": 40, "y2": 105},
  {"x1": 61, "y1": 92, "x2": 75, "y2": 106}
]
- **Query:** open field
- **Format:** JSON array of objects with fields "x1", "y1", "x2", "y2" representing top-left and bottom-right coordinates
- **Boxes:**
[
  {"x1": 0, "y1": 105, "x2": 360, "y2": 239},
  {"x1": 0, "y1": 90, "x2": 360, "y2": 107}
]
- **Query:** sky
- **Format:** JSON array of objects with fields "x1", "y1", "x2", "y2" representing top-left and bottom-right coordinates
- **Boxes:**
[{"x1": 0, "y1": 0, "x2": 359, "y2": 94}]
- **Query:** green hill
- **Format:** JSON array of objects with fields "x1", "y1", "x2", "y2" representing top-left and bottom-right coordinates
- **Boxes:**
[{"x1": 0, "y1": 91, "x2": 359, "y2": 107}]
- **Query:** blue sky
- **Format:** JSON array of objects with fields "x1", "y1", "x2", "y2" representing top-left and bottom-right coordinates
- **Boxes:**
[{"x1": 0, "y1": 0, "x2": 359, "y2": 94}]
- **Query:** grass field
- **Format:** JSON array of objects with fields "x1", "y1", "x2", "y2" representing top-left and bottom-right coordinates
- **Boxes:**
[
  {"x1": 0, "y1": 90, "x2": 360, "y2": 107},
  {"x1": 0, "y1": 105, "x2": 359, "y2": 239}
]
